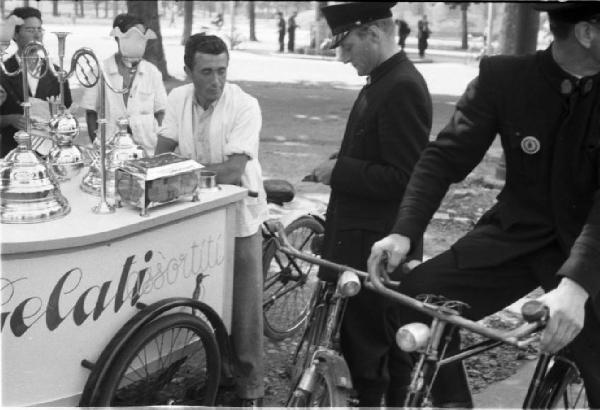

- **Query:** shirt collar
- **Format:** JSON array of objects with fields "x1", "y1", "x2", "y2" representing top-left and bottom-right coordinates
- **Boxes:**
[
  {"x1": 193, "y1": 93, "x2": 219, "y2": 111},
  {"x1": 539, "y1": 45, "x2": 599, "y2": 97},
  {"x1": 367, "y1": 51, "x2": 408, "y2": 86}
]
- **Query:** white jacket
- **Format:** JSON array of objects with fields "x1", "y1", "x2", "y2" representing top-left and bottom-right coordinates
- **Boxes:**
[{"x1": 159, "y1": 82, "x2": 268, "y2": 237}]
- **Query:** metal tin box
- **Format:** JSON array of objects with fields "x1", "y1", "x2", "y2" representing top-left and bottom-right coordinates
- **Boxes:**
[{"x1": 115, "y1": 153, "x2": 203, "y2": 216}]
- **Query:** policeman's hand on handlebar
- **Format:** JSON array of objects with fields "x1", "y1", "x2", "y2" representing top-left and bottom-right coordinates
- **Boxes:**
[
  {"x1": 367, "y1": 234, "x2": 412, "y2": 280},
  {"x1": 536, "y1": 277, "x2": 588, "y2": 354}
]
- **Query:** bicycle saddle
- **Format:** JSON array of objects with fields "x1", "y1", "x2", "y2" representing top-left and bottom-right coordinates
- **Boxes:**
[{"x1": 264, "y1": 179, "x2": 295, "y2": 205}]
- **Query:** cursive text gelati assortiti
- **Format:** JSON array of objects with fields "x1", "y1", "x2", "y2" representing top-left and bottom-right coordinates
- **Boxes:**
[{"x1": 1, "y1": 237, "x2": 225, "y2": 337}]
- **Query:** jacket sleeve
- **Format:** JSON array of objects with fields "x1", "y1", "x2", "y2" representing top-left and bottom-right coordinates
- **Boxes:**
[
  {"x1": 330, "y1": 77, "x2": 431, "y2": 201},
  {"x1": 392, "y1": 57, "x2": 500, "y2": 244},
  {"x1": 556, "y1": 190, "x2": 600, "y2": 297},
  {"x1": 224, "y1": 97, "x2": 262, "y2": 160},
  {"x1": 158, "y1": 88, "x2": 181, "y2": 142},
  {"x1": 63, "y1": 75, "x2": 72, "y2": 109}
]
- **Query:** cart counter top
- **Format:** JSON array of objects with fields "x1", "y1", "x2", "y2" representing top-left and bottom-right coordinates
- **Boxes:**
[{"x1": 1, "y1": 180, "x2": 247, "y2": 255}]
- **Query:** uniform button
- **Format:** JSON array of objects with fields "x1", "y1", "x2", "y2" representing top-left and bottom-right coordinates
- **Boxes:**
[{"x1": 561, "y1": 79, "x2": 572, "y2": 95}]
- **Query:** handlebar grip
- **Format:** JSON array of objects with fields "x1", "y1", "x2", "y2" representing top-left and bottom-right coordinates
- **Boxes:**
[
  {"x1": 248, "y1": 190, "x2": 259, "y2": 198},
  {"x1": 521, "y1": 300, "x2": 549, "y2": 323}
]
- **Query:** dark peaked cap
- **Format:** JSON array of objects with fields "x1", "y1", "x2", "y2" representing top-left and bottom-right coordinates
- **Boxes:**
[
  {"x1": 321, "y1": 2, "x2": 396, "y2": 48},
  {"x1": 534, "y1": 1, "x2": 600, "y2": 23}
]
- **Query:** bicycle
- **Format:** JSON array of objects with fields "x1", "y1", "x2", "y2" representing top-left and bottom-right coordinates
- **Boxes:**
[
  {"x1": 261, "y1": 179, "x2": 325, "y2": 341},
  {"x1": 272, "y1": 225, "x2": 588, "y2": 409}
]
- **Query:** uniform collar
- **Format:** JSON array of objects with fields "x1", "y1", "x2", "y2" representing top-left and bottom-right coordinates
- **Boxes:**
[
  {"x1": 367, "y1": 51, "x2": 408, "y2": 86},
  {"x1": 539, "y1": 45, "x2": 599, "y2": 96}
]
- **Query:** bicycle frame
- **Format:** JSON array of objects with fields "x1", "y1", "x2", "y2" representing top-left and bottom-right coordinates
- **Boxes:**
[{"x1": 262, "y1": 221, "x2": 319, "y2": 309}]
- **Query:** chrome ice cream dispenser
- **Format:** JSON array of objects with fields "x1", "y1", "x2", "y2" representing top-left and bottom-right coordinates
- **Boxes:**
[
  {"x1": 81, "y1": 117, "x2": 146, "y2": 198},
  {"x1": 115, "y1": 153, "x2": 203, "y2": 216},
  {"x1": 0, "y1": 131, "x2": 71, "y2": 223}
]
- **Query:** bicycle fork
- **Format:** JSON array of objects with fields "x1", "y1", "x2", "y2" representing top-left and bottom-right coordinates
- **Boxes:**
[
  {"x1": 405, "y1": 317, "x2": 450, "y2": 407},
  {"x1": 289, "y1": 291, "x2": 349, "y2": 403}
]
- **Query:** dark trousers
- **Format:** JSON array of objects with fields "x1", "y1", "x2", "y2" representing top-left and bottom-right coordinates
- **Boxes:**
[
  {"x1": 384, "y1": 243, "x2": 600, "y2": 407},
  {"x1": 418, "y1": 38, "x2": 428, "y2": 57},
  {"x1": 278, "y1": 32, "x2": 285, "y2": 52},
  {"x1": 334, "y1": 230, "x2": 414, "y2": 406},
  {"x1": 287, "y1": 31, "x2": 295, "y2": 52},
  {"x1": 399, "y1": 35, "x2": 407, "y2": 51}
]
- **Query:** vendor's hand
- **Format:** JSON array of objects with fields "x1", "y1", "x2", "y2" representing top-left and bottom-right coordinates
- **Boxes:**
[
  {"x1": 311, "y1": 158, "x2": 336, "y2": 185},
  {"x1": 536, "y1": 277, "x2": 588, "y2": 353},
  {"x1": 2, "y1": 114, "x2": 27, "y2": 130},
  {"x1": 368, "y1": 234, "x2": 411, "y2": 275}
]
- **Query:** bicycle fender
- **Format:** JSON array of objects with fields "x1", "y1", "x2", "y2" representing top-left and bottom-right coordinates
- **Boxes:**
[
  {"x1": 313, "y1": 349, "x2": 354, "y2": 391},
  {"x1": 79, "y1": 297, "x2": 233, "y2": 405},
  {"x1": 277, "y1": 209, "x2": 312, "y2": 228}
]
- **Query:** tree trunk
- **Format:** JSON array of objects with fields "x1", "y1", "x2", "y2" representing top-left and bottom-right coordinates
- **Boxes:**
[
  {"x1": 105, "y1": 0, "x2": 109, "y2": 18},
  {"x1": 311, "y1": 2, "x2": 328, "y2": 52},
  {"x1": 23, "y1": 0, "x2": 29, "y2": 7},
  {"x1": 461, "y1": 4, "x2": 468, "y2": 50},
  {"x1": 499, "y1": 2, "x2": 539, "y2": 55},
  {"x1": 181, "y1": 0, "x2": 193, "y2": 46},
  {"x1": 113, "y1": 0, "x2": 120, "y2": 18},
  {"x1": 248, "y1": 1, "x2": 257, "y2": 41},
  {"x1": 127, "y1": 0, "x2": 172, "y2": 80},
  {"x1": 95, "y1": 0, "x2": 100, "y2": 17},
  {"x1": 79, "y1": 0, "x2": 85, "y2": 17},
  {"x1": 52, "y1": 0, "x2": 59, "y2": 17},
  {"x1": 0, "y1": 0, "x2": 4, "y2": 18}
]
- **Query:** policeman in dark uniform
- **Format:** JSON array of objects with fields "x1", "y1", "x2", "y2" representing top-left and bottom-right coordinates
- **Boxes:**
[
  {"x1": 370, "y1": 3, "x2": 600, "y2": 407},
  {"x1": 308, "y1": 1, "x2": 432, "y2": 405}
]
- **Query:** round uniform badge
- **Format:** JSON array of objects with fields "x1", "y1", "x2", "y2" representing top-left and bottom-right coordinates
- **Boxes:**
[{"x1": 521, "y1": 136, "x2": 541, "y2": 155}]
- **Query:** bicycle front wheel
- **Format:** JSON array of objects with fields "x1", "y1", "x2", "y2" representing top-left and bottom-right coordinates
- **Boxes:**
[
  {"x1": 91, "y1": 313, "x2": 221, "y2": 406},
  {"x1": 287, "y1": 361, "x2": 351, "y2": 407},
  {"x1": 530, "y1": 357, "x2": 588, "y2": 409},
  {"x1": 263, "y1": 215, "x2": 324, "y2": 340}
]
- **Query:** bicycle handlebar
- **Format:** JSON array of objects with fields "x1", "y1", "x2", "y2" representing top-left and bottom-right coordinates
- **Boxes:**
[{"x1": 272, "y1": 224, "x2": 546, "y2": 348}]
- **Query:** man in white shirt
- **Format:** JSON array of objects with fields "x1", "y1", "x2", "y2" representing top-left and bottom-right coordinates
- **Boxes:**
[
  {"x1": 155, "y1": 33, "x2": 268, "y2": 407},
  {"x1": 81, "y1": 13, "x2": 167, "y2": 156}
]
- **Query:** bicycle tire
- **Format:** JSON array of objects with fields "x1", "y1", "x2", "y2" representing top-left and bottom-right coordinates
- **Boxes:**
[
  {"x1": 287, "y1": 361, "x2": 351, "y2": 407},
  {"x1": 530, "y1": 357, "x2": 588, "y2": 409},
  {"x1": 90, "y1": 313, "x2": 221, "y2": 406},
  {"x1": 263, "y1": 215, "x2": 324, "y2": 340},
  {"x1": 289, "y1": 285, "x2": 326, "y2": 384}
]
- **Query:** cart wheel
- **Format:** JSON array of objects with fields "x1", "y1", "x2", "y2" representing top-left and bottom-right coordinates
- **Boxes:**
[{"x1": 90, "y1": 313, "x2": 221, "y2": 406}]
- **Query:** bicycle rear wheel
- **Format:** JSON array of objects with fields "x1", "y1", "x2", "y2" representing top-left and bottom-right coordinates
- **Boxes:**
[
  {"x1": 530, "y1": 357, "x2": 588, "y2": 409},
  {"x1": 287, "y1": 361, "x2": 351, "y2": 407},
  {"x1": 90, "y1": 313, "x2": 221, "y2": 406},
  {"x1": 263, "y1": 215, "x2": 324, "y2": 340}
]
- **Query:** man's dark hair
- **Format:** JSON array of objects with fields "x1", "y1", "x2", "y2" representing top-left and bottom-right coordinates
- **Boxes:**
[
  {"x1": 113, "y1": 13, "x2": 145, "y2": 32},
  {"x1": 184, "y1": 33, "x2": 229, "y2": 69},
  {"x1": 8, "y1": 7, "x2": 42, "y2": 33}
]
